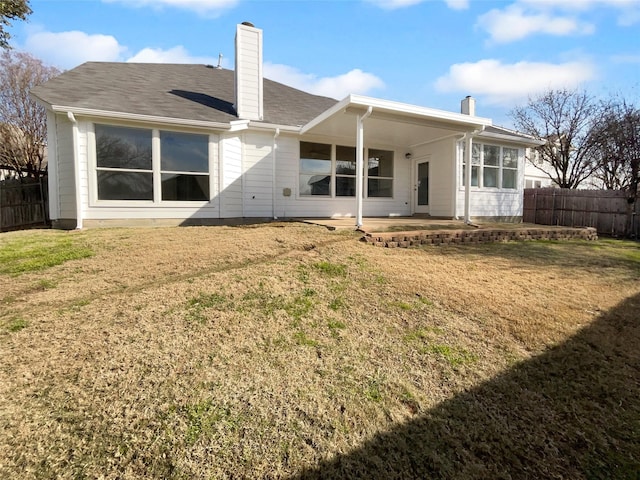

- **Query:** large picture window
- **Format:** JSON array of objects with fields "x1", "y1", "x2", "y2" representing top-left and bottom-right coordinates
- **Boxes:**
[
  {"x1": 367, "y1": 149, "x2": 394, "y2": 197},
  {"x1": 299, "y1": 142, "x2": 393, "y2": 198},
  {"x1": 336, "y1": 146, "x2": 356, "y2": 196},
  {"x1": 95, "y1": 125, "x2": 153, "y2": 200},
  {"x1": 461, "y1": 142, "x2": 520, "y2": 190},
  {"x1": 160, "y1": 131, "x2": 209, "y2": 201},
  {"x1": 299, "y1": 142, "x2": 331, "y2": 196},
  {"x1": 94, "y1": 124, "x2": 210, "y2": 202}
]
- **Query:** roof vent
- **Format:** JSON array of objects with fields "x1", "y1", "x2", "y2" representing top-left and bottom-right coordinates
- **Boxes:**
[{"x1": 241, "y1": 21, "x2": 255, "y2": 27}]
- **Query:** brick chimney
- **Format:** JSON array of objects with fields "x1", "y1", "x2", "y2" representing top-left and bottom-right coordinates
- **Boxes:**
[{"x1": 235, "y1": 22, "x2": 263, "y2": 121}]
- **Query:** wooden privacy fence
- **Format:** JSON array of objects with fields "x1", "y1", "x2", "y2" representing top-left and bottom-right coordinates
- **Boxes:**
[
  {"x1": 523, "y1": 188, "x2": 639, "y2": 238},
  {"x1": 0, "y1": 177, "x2": 49, "y2": 232}
]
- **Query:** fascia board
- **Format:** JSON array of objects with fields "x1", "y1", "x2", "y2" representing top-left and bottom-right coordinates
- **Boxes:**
[
  {"x1": 299, "y1": 96, "x2": 354, "y2": 134},
  {"x1": 247, "y1": 121, "x2": 301, "y2": 133},
  {"x1": 49, "y1": 105, "x2": 233, "y2": 131},
  {"x1": 479, "y1": 130, "x2": 546, "y2": 147}
]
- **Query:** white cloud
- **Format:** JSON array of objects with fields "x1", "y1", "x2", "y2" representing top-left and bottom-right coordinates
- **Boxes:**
[
  {"x1": 519, "y1": 0, "x2": 640, "y2": 25},
  {"x1": 434, "y1": 59, "x2": 596, "y2": 105},
  {"x1": 264, "y1": 63, "x2": 385, "y2": 99},
  {"x1": 127, "y1": 46, "x2": 218, "y2": 65},
  {"x1": 477, "y1": 4, "x2": 594, "y2": 43},
  {"x1": 102, "y1": 0, "x2": 239, "y2": 16},
  {"x1": 365, "y1": 0, "x2": 468, "y2": 9},
  {"x1": 444, "y1": 0, "x2": 469, "y2": 10},
  {"x1": 478, "y1": 0, "x2": 640, "y2": 42},
  {"x1": 24, "y1": 29, "x2": 127, "y2": 69},
  {"x1": 611, "y1": 53, "x2": 640, "y2": 64},
  {"x1": 22, "y1": 28, "x2": 232, "y2": 70},
  {"x1": 364, "y1": 0, "x2": 424, "y2": 9}
]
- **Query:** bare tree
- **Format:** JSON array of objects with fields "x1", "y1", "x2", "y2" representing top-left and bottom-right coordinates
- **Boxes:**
[
  {"x1": 510, "y1": 89, "x2": 598, "y2": 188},
  {"x1": 0, "y1": 0, "x2": 31, "y2": 49},
  {"x1": 589, "y1": 99, "x2": 640, "y2": 193},
  {"x1": 0, "y1": 50, "x2": 59, "y2": 178}
]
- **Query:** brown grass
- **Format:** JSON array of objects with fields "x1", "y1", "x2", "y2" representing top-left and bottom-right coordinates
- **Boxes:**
[{"x1": 0, "y1": 224, "x2": 638, "y2": 479}]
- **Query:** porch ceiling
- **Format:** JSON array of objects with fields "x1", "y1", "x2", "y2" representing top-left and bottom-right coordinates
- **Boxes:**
[{"x1": 300, "y1": 94, "x2": 492, "y2": 148}]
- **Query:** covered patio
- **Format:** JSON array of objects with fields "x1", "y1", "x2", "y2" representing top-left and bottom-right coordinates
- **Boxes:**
[{"x1": 300, "y1": 95, "x2": 492, "y2": 226}]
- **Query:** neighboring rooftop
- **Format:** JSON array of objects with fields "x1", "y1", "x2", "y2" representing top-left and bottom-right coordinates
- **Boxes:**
[{"x1": 30, "y1": 62, "x2": 338, "y2": 127}]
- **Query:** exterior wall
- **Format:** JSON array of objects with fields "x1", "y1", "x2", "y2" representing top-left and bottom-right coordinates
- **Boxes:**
[
  {"x1": 47, "y1": 113, "x2": 532, "y2": 227},
  {"x1": 242, "y1": 132, "x2": 274, "y2": 218},
  {"x1": 220, "y1": 134, "x2": 243, "y2": 218},
  {"x1": 52, "y1": 113, "x2": 77, "y2": 222},
  {"x1": 274, "y1": 135, "x2": 298, "y2": 218},
  {"x1": 454, "y1": 140, "x2": 525, "y2": 220},
  {"x1": 413, "y1": 138, "x2": 457, "y2": 217},
  {"x1": 524, "y1": 152, "x2": 554, "y2": 188}
]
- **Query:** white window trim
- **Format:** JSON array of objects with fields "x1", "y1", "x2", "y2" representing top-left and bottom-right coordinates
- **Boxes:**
[
  {"x1": 88, "y1": 122, "x2": 216, "y2": 207},
  {"x1": 298, "y1": 141, "x2": 395, "y2": 200},
  {"x1": 459, "y1": 141, "x2": 522, "y2": 192}
]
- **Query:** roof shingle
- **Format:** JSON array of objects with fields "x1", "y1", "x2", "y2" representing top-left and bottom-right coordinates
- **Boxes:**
[{"x1": 31, "y1": 62, "x2": 338, "y2": 127}]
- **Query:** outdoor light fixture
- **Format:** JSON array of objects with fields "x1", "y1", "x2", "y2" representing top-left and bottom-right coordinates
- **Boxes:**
[{"x1": 405, "y1": 153, "x2": 413, "y2": 160}]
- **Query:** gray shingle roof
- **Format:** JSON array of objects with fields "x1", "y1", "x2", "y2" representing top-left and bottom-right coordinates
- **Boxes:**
[{"x1": 30, "y1": 62, "x2": 338, "y2": 127}]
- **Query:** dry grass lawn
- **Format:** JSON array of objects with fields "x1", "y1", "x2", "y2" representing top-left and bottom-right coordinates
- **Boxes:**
[{"x1": 0, "y1": 223, "x2": 638, "y2": 479}]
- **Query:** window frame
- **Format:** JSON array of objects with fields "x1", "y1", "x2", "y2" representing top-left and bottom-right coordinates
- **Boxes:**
[
  {"x1": 298, "y1": 141, "x2": 395, "y2": 199},
  {"x1": 460, "y1": 141, "x2": 522, "y2": 191},
  {"x1": 89, "y1": 122, "x2": 214, "y2": 206}
]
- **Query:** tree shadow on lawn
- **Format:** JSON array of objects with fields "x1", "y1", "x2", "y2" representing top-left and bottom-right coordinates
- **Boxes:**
[
  {"x1": 292, "y1": 292, "x2": 640, "y2": 480},
  {"x1": 436, "y1": 240, "x2": 640, "y2": 279}
]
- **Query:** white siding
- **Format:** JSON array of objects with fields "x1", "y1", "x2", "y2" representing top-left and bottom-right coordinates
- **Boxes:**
[
  {"x1": 46, "y1": 111, "x2": 59, "y2": 220},
  {"x1": 242, "y1": 132, "x2": 273, "y2": 217},
  {"x1": 275, "y1": 135, "x2": 299, "y2": 218},
  {"x1": 53, "y1": 113, "x2": 77, "y2": 220},
  {"x1": 413, "y1": 138, "x2": 457, "y2": 217},
  {"x1": 77, "y1": 122, "x2": 90, "y2": 220},
  {"x1": 220, "y1": 134, "x2": 243, "y2": 217}
]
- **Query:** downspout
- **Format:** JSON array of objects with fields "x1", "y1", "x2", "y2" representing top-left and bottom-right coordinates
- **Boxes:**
[
  {"x1": 272, "y1": 127, "x2": 280, "y2": 219},
  {"x1": 67, "y1": 112, "x2": 83, "y2": 229},
  {"x1": 355, "y1": 106, "x2": 373, "y2": 228}
]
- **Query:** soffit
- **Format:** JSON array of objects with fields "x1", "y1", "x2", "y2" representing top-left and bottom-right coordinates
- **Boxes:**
[{"x1": 301, "y1": 96, "x2": 490, "y2": 147}]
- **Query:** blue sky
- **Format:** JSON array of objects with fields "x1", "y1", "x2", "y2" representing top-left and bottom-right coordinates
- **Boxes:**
[{"x1": 7, "y1": 0, "x2": 640, "y2": 127}]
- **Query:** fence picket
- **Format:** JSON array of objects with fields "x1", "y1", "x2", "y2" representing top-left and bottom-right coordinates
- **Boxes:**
[
  {"x1": 523, "y1": 188, "x2": 638, "y2": 238},
  {"x1": 0, "y1": 177, "x2": 49, "y2": 231}
]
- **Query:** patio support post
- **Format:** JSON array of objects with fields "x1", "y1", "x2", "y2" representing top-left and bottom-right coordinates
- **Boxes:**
[
  {"x1": 464, "y1": 133, "x2": 472, "y2": 224},
  {"x1": 356, "y1": 106, "x2": 373, "y2": 228}
]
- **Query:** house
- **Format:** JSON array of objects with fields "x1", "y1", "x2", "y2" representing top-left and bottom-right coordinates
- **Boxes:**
[{"x1": 31, "y1": 22, "x2": 543, "y2": 229}]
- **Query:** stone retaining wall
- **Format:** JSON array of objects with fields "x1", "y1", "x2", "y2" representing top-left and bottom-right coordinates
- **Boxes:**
[{"x1": 362, "y1": 227, "x2": 598, "y2": 248}]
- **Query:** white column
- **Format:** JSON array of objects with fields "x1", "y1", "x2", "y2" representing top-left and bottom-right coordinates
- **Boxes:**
[
  {"x1": 464, "y1": 134, "x2": 473, "y2": 224},
  {"x1": 355, "y1": 106, "x2": 372, "y2": 228}
]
